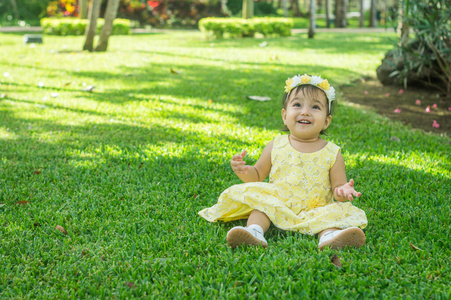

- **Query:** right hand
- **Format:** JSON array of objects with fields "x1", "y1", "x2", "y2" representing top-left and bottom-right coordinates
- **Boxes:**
[{"x1": 231, "y1": 150, "x2": 251, "y2": 174}]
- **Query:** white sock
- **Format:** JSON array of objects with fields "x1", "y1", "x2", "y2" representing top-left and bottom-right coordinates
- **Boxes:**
[{"x1": 248, "y1": 224, "x2": 264, "y2": 234}]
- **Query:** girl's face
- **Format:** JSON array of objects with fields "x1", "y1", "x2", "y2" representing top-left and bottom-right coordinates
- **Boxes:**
[{"x1": 281, "y1": 88, "x2": 332, "y2": 142}]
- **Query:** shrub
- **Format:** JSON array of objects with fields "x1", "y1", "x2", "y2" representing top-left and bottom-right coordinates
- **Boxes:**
[
  {"x1": 199, "y1": 17, "x2": 293, "y2": 38},
  {"x1": 377, "y1": 0, "x2": 451, "y2": 96},
  {"x1": 40, "y1": 18, "x2": 131, "y2": 36}
]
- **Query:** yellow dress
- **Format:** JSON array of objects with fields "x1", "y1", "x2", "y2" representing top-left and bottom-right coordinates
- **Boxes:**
[{"x1": 198, "y1": 135, "x2": 368, "y2": 235}]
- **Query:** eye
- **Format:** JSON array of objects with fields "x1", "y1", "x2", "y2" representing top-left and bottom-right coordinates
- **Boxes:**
[
  {"x1": 312, "y1": 105, "x2": 320, "y2": 110},
  {"x1": 293, "y1": 103, "x2": 301, "y2": 107}
]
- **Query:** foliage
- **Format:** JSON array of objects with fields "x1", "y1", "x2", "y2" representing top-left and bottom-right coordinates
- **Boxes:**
[
  {"x1": 388, "y1": 0, "x2": 451, "y2": 95},
  {"x1": 226, "y1": 0, "x2": 277, "y2": 17},
  {"x1": 0, "y1": 0, "x2": 51, "y2": 26},
  {"x1": 199, "y1": 17, "x2": 293, "y2": 38},
  {"x1": 143, "y1": 0, "x2": 223, "y2": 28},
  {"x1": 46, "y1": 0, "x2": 78, "y2": 17},
  {"x1": 40, "y1": 17, "x2": 131, "y2": 36},
  {"x1": 1, "y1": 30, "x2": 450, "y2": 298}
]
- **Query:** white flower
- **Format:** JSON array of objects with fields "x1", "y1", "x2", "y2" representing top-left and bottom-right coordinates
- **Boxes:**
[
  {"x1": 310, "y1": 75, "x2": 323, "y2": 85},
  {"x1": 327, "y1": 86, "x2": 336, "y2": 100},
  {"x1": 291, "y1": 75, "x2": 302, "y2": 88}
]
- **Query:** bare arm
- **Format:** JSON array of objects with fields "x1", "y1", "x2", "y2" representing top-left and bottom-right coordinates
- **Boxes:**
[
  {"x1": 330, "y1": 151, "x2": 362, "y2": 202},
  {"x1": 231, "y1": 140, "x2": 273, "y2": 183}
]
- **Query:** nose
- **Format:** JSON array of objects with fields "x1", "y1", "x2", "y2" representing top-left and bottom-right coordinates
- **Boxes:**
[{"x1": 300, "y1": 106, "x2": 310, "y2": 116}]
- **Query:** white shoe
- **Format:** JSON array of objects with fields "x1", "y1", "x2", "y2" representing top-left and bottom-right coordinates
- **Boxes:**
[
  {"x1": 226, "y1": 226, "x2": 268, "y2": 248},
  {"x1": 318, "y1": 227, "x2": 365, "y2": 250}
]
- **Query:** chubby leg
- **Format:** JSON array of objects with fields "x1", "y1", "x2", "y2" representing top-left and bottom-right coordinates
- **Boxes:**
[
  {"x1": 318, "y1": 227, "x2": 366, "y2": 250},
  {"x1": 227, "y1": 210, "x2": 270, "y2": 248},
  {"x1": 247, "y1": 209, "x2": 271, "y2": 233}
]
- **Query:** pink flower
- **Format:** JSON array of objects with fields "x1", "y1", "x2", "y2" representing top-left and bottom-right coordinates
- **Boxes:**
[
  {"x1": 415, "y1": 99, "x2": 421, "y2": 105},
  {"x1": 398, "y1": 89, "x2": 404, "y2": 94},
  {"x1": 425, "y1": 106, "x2": 430, "y2": 113},
  {"x1": 431, "y1": 103, "x2": 437, "y2": 108},
  {"x1": 432, "y1": 120, "x2": 440, "y2": 128},
  {"x1": 448, "y1": 106, "x2": 451, "y2": 111},
  {"x1": 394, "y1": 107, "x2": 401, "y2": 113},
  {"x1": 364, "y1": 90, "x2": 368, "y2": 95},
  {"x1": 385, "y1": 93, "x2": 390, "y2": 97}
]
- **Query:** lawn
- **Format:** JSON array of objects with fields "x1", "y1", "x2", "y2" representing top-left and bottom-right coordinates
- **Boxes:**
[{"x1": 0, "y1": 30, "x2": 450, "y2": 298}]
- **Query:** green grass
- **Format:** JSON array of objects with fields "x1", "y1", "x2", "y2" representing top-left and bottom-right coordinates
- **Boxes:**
[{"x1": 1, "y1": 31, "x2": 450, "y2": 298}]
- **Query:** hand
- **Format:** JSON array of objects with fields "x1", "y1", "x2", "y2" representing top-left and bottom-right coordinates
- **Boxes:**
[
  {"x1": 231, "y1": 150, "x2": 251, "y2": 174},
  {"x1": 335, "y1": 179, "x2": 362, "y2": 202}
]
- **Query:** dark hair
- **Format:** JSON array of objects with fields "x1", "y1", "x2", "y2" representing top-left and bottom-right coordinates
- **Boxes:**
[{"x1": 281, "y1": 84, "x2": 336, "y2": 134}]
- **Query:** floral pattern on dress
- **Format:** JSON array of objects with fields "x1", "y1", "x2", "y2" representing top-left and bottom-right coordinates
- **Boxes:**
[{"x1": 198, "y1": 135, "x2": 368, "y2": 235}]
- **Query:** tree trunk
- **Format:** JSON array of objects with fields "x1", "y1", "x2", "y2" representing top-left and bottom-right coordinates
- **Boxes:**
[
  {"x1": 95, "y1": 0, "x2": 120, "y2": 52},
  {"x1": 397, "y1": 3, "x2": 409, "y2": 46},
  {"x1": 83, "y1": 0, "x2": 101, "y2": 52},
  {"x1": 242, "y1": 0, "x2": 253, "y2": 19},
  {"x1": 334, "y1": 0, "x2": 348, "y2": 28},
  {"x1": 79, "y1": 0, "x2": 88, "y2": 19},
  {"x1": 282, "y1": 0, "x2": 288, "y2": 17},
  {"x1": 10, "y1": 0, "x2": 19, "y2": 19},
  {"x1": 369, "y1": 0, "x2": 378, "y2": 28},
  {"x1": 308, "y1": 0, "x2": 315, "y2": 38},
  {"x1": 359, "y1": 0, "x2": 364, "y2": 27},
  {"x1": 220, "y1": 0, "x2": 230, "y2": 15},
  {"x1": 325, "y1": 0, "x2": 330, "y2": 28},
  {"x1": 292, "y1": 0, "x2": 302, "y2": 17}
]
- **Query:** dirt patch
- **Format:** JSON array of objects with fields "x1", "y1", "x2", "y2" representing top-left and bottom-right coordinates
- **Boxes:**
[{"x1": 340, "y1": 78, "x2": 450, "y2": 136}]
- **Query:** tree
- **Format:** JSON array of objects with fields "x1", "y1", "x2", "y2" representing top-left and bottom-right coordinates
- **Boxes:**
[
  {"x1": 359, "y1": 0, "x2": 364, "y2": 27},
  {"x1": 242, "y1": 0, "x2": 253, "y2": 19},
  {"x1": 334, "y1": 0, "x2": 348, "y2": 28},
  {"x1": 325, "y1": 0, "x2": 331, "y2": 28},
  {"x1": 83, "y1": 0, "x2": 101, "y2": 52},
  {"x1": 95, "y1": 0, "x2": 120, "y2": 52},
  {"x1": 398, "y1": 0, "x2": 409, "y2": 46},
  {"x1": 79, "y1": 0, "x2": 88, "y2": 19},
  {"x1": 291, "y1": 0, "x2": 302, "y2": 17},
  {"x1": 308, "y1": 0, "x2": 315, "y2": 38},
  {"x1": 10, "y1": 0, "x2": 19, "y2": 20},
  {"x1": 369, "y1": 0, "x2": 378, "y2": 28}
]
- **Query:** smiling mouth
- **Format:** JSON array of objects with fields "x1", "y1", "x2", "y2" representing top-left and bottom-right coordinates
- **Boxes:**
[{"x1": 298, "y1": 120, "x2": 311, "y2": 124}]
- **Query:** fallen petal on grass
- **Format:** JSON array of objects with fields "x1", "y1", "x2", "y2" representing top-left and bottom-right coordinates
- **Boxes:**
[
  {"x1": 364, "y1": 90, "x2": 368, "y2": 95},
  {"x1": 385, "y1": 93, "x2": 390, "y2": 97},
  {"x1": 16, "y1": 201, "x2": 30, "y2": 206},
  {"x1": 415, "y1": 99, "x2": 421, "y2": 105},
  {"x1": 82, "y1": 85, "x2": 95, "y2": 92},
  {"x1": 55, "y1": 225, "x2": 68, "y2": 235},
  {"x1": 431, "y1": 103, "x2": 437, "y2": 108},
  {"x1": 394, "y1": 107, "x2": 401, "y2": 113},
  {"x1": 398, "y1": 89, "x2": 404, "y2": 94},
  {"x1": 432, "y1": 120, "x2": 440, "y2": 128},
  {"x1": 247, "y1": 95, "x2": 271, "y2": 101},
  {"x1": 425, "y1": 106, "x2": 430, "y2": 112}
]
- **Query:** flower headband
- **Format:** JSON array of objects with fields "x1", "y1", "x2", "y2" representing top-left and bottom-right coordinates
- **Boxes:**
[{"x1": 284, "y1": 74, "x2": 336, "y2": 112}]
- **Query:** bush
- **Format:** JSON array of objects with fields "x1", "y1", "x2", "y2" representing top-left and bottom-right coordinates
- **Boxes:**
[
  {"x1": 199, "y1": 17, "x2": 293, "y2": 38},
  {"x1": 40, "y1": 18, "x2": 131, "y2": 36},
  {"x1": 376, "y1": 0, "x2": 451, "y2": 96}
]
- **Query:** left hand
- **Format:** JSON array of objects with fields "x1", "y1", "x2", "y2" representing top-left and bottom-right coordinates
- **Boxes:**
[{"x1": 334, "y1": 179, "x2": 362, "y2": 202}]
